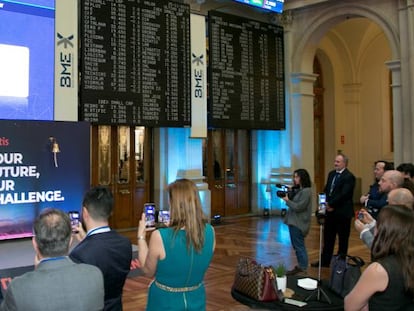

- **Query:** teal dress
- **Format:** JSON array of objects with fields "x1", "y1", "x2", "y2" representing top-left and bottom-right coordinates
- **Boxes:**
[{"x1": 146, "y1": 224, "x2": 214, "y2": 311}]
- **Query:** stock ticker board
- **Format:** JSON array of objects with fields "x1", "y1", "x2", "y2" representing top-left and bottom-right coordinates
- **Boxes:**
[
  {"x1": 79, "y1": 0, "x2": 191, "y2": 127},
  {"x1": 79, "y1": 1, "x2": 285, "y2": 130},
  {"x1": 208, "y1": 11, "x2": 285, "y2": 130}
]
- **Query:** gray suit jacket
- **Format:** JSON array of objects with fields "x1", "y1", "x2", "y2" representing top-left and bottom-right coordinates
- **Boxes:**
[{"x1": 0, "y1": 257, "x2": 104, "y2": 311}]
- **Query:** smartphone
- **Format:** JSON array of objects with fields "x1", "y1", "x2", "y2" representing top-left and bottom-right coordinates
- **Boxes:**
[
  {"x1": 68, "y1": 211, "x2": 80, "y2": 233},
  {"x1": 318, "y1": 193, "x2": 326, "y2": 205},
  {"x1": 144, "y1": 203, "x2": 156, "y2": 228},
  {"x1": 158, "y1": 210, "x2": 170, "y2": 226}
]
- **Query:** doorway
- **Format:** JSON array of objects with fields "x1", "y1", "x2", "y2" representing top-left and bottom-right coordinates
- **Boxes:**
[
  {"x1": 203, "y1": 129, "x2": 250, "y2": 217},
  {"x1": 91, "y1": 125, "x2": 152, "y2": 229},
  {"x1": 313, "y1": 56, "x2": 325, "y2": 192}
]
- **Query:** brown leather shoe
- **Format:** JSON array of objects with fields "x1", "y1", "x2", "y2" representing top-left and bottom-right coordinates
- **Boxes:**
[{"x1": 286, "y1": 266, "x2": 306, "y2": 276}]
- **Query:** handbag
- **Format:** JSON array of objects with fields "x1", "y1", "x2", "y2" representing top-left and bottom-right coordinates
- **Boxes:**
[
  {"x1": 329, "y1": 254, "x2": 365, "y2": 297},
  {"x1": 232, "y1": 257, "x2": 278, "y2": 302}
]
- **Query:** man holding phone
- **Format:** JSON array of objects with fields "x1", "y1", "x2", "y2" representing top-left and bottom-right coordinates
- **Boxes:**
[
  {"x1": 70, "y1": 187, "x2": 132, "y2": 311},
  {"x1": 0, "y1": 208, "x2": 104, "y2": 311},
  {"x1": 312, "y1": 153, "x2": 355, "y2": 268}
]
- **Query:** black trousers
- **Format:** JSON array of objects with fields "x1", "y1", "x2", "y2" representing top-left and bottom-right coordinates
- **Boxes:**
[{"x1": 321, "y1": 213, "x2": 352, "y2": 266}]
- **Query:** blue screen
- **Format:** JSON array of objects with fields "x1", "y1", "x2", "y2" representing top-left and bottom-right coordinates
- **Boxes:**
[
  {"x1": 0, "y1": 0, "x2": 55, "y2": 120},
  {"x1": 233, "y1": 0, "x2": 284, "y2": 13},
  {"x1": 0, "y1": 120, "x2": 90, "y2": 241}
]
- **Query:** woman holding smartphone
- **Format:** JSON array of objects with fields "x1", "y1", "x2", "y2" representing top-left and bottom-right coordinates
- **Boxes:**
[
  {"x1": 137, "y1": 179, "x2": 216, "y2": 311},
  {"x1": 345, "y1": 205, "x2": 414, "y2": 311},
  {"x1": 281, "y1": 168, "x2": 313, "y2": 275}
]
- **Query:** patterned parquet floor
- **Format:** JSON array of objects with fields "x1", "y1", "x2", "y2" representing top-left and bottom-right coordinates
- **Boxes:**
[{"x1": 121, "y1": 215, "x2": 371, "y2": 310}]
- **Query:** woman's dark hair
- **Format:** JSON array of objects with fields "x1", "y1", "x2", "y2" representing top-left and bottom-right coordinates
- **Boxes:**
[
  {"x1": 293, "y1": 169, "x2": 311, "y2": 188},
  {"x1": 397, "y1": 163, "x2": 414, "y2": 178},
  {"x1": 375, "y1": 160, "x2": 394, "y2": 171},
  {"x1": 371, "y1": 205, "x2": 414, "y2": 292}
]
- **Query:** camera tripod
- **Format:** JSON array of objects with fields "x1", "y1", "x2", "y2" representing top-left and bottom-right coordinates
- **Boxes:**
[{"x1": 305, "y1": 214, "x2": 332, "y2": 304}]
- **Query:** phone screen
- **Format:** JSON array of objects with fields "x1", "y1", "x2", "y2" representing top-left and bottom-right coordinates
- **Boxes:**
[
  {"x1": 144, "y1": 203, "x2": 156, "y2": 228},
  {"x1": 158, "y1": 210, "x2": 170, "y2": 226},
  {"x1": 318, "y1": 193, "x2": 326, "y2": 205},
  {"x1": 68, "y1": 211, "x2": 80, "y2": 233}
]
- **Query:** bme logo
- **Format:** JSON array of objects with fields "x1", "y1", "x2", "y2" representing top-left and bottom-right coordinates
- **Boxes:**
[
  {"x1": 0, "y1": 137, "x2": 10, "y2": 146},
  {"x1": 57, "y1": 33, "x2": 74, "y2": 88},
  {"x1": 192, "y1": 53, "x2": 204, "y2": 98}
]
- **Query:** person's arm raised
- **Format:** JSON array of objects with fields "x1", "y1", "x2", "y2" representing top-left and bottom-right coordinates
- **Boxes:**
[{"x1": 137, "y1": 213, "x2": 163, "y2": 277}]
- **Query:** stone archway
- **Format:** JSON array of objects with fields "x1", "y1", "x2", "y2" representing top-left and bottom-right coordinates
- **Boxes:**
[{"x1": 287, "y1": 1, "x2": 401, "y2": 191}]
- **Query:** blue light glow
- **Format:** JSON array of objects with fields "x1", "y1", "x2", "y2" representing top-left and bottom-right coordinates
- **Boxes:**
[{"x1": 254, "y1": 129, "x2": 291, "y2": 213}]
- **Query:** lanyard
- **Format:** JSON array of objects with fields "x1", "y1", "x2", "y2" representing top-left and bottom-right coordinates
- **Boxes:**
[
  {"x1": 39, "y1": 256, "x2": 67, "y2": 264},
  {"x1": 86, "y1": 225, "x2": 110, "y2": 237}
]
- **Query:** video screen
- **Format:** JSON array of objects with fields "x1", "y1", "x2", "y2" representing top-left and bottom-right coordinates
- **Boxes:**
[
  {"x1": 0, "y1": 0, "x2": 55, "y2": 120},
  {"x1": 233, "y1": 0, "x2": 284, "y2": 13},
  {"x1": 0, "y1": 120, "x2": 90, "y2": 241}
]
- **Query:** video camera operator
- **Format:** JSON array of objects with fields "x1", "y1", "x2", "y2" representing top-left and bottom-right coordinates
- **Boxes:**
[{"x1": 278, "y1": 169, "x2": 313, "y2": 276}]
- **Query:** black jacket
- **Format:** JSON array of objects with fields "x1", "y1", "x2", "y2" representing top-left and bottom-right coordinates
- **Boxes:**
[{"x1": 324, "y1": 168, "x2": 356, "y2": 218}]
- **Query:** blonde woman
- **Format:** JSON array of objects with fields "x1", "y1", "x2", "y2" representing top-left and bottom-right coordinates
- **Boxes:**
[{"x1": 137, "y1": 179, "x2": 216, "y2": 311}]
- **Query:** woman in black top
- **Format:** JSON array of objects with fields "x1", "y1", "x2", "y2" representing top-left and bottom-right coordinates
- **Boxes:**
[{"x1": 344, "y1": 205, "x2": 414, "y2": 311}]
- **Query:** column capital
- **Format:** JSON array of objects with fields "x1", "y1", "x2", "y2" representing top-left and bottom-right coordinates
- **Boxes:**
[{"x1": 290, "y1": 72, "x2": 318, "y2": 97}]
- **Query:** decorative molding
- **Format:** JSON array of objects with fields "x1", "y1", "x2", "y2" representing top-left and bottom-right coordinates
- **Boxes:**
[
  {"x1": 343, "y1": 83, "x2": 361, "y2": 105},
  {"x1": 271, "y1": 10, "x2": 293, "y2": 27}
]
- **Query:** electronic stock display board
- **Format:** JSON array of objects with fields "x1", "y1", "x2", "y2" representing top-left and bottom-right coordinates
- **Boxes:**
[
  {"x1": 79, "y1": 0, "x2": 191, "y2": 127},
  {"x1": 208, "y1": 11, "x2": 285, "y2": 130}
]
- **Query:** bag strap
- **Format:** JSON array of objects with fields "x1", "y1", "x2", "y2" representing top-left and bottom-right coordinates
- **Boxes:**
[{"x1": 347, "y1": 255, "x2": 365, "y2": 267}]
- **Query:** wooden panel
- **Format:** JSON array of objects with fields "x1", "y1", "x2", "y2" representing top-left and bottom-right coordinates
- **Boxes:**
[
  {"x1": 237, "y1": 181, "x2": 250, "y2": 213},
  {"x1": 113, "y1": 186, "x2": 133, "y2": 228},
  {"x1": 210, "y1": 182, "x2": 225, "y2": 217},
  {"x1": 207, "y1": 129, "x2": 251, "y2": 217},
  {"x1": 133, "y1": 186, "x2": 146, "y2": 227}
]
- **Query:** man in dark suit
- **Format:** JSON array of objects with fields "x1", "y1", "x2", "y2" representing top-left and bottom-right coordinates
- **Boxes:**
[
  {"x1": 313, "y1": 153, "x2": 356, "y2": 267},
  {"x1": 0, "y1": 208, "x2": 104, "y2": 311},
  {"x1": 70, "y1": 187, "x2": 132, "y2": 311}
]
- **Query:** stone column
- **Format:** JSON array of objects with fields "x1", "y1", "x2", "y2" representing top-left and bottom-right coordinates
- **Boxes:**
[
  {"x1": 290, "y1": 72, "x2": 318, "y2": 179},
  {"x1": 385, "y1": 60, "x2": 403, "y2": 165}
]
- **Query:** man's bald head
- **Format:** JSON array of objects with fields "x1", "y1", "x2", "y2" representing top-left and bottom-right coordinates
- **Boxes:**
[
  {"x1": 388, "y1": 188, "x2": 414, "y2": 209},
  {"x1": 379, "y1": 170, "x2": 405, "y2": 193}
]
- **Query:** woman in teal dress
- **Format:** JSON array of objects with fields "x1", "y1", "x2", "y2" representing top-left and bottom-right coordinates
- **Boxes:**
[{"x1": 137, "y1": 179, "x2": 216, "y2": 310}]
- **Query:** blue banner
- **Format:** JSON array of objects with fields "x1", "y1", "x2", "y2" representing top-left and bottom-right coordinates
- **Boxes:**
[{"x1": 0, "y1": 120, "x2": 90, "y2": 240}]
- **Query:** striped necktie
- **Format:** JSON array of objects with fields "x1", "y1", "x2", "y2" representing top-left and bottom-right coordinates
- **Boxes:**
[{"x1": 329, "y1": 172, "x2": 340, "y2": 195}]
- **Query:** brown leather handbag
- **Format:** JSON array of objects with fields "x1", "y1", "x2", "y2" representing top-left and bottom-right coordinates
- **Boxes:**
[{"x1": 232, "y1": 257, "x2": 278, "y2": 302}]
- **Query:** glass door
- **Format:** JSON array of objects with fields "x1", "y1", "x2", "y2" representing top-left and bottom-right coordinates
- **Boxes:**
[
  {"x1": 204, "y1": 129, "x2": 250, "y2": 217},
  {"x1": 91, "y1": 125, "x2": 151, "y2": 229}
]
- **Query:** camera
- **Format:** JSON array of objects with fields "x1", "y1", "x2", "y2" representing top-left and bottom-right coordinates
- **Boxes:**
[
  {"x1": 276, "y1": 184, "x2": 299, "y2": 199},
  {"x1": 357, "y1": 211, "x2": 364, "y2": 220},
  {"x1": 276, "y1": 190, "x2": 287, "y2": 198},
  {"x1": 276, "y1": 184, "x2": 290, "y2": 198}
]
